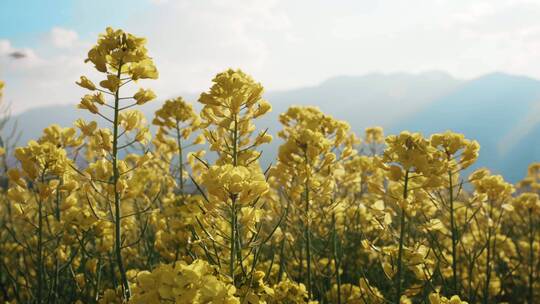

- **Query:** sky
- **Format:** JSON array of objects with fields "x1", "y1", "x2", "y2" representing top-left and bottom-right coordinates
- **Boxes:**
[{"x1": 2, "y1": 0, "x2": 540, "y2": 113}]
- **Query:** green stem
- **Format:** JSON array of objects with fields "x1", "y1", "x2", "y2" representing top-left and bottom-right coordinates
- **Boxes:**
[
  {"x1": 467, "y1": 256, "x2": 474, "y2": 302},
  {"x1": 277, "y1": 199, "x2": 290, "y2": 283},
  {"x1": 395, "y1": 170, "x2": 409, "y2": 304},
  {"x1": 483, "y1": 202, "x2": 493, "y2": 304},
  {"x1": 53, "y1": 183, "x2": 62, "y2": 303},
  {"x1": 229, "y1": 114, "x2": 239, "y2": 282},
  {"x1": 332, "y1": 213, "x2": 342, "y2": 304},
  {"x1": 449, "y1": 170, "x2": 459, "y2": 296},
  {"x1": 277, "y1": 237, "x2": 286, "y2": 282},
  {"x1": 175, "y1": 122, "x2": 184, "y2": 193},
  {"x1": 528, "y1": 208, "x2": 534, "y2": 304},
  {"x1": 37, "y1": 196, "x2": 43, "y2": 304},
  {"x1": 304, "y1": 164, "x2": 313, "y2": 299},
  {"x1": 230, "y1": 198, "x2": 236, "y2": 282},
  {"x1": 112, "y1": 63, "x2": 130, "y2": 300},
  {"x1": 304, "y1": 150, "x2": 312, "y2": 299}
]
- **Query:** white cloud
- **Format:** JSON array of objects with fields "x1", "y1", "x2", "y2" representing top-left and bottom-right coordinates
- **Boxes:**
[
  {"x1": 149, "y1": 0, "x2": 169, "y2": 4},
  {"x1": 126, "y1": 0, "x2": 290, "y2": 100},
  {"x1": 0, "y1": 39, "x2": 39, "y2": 65},
  {"x1": 0, "y1": 40, "x2": 11, "y2": 55},
  {"x1": 49, "y1": 27, "x2": 79, "y2": 48},
  {"x1": 0, "y1": 36, "x2": 90, "y2": 113},
  {"x1": 0, "y1": 0, "x2": 290, "y2": 113},
  {"x1": 5, "y1": 0, "x2": 540, "y2": 114}
]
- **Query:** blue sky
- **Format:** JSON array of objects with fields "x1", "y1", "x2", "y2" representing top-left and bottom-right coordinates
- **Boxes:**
[
  {"x1": 0, "y1": 0, "x2": 151, "y2": 47},
  {"x1": 2, "y1": 0, "x2": 540, "y2": 113}
]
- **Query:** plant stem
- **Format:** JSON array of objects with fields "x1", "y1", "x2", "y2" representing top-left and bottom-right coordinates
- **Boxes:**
[
  {"x1": 277, "y1": 199, "x2": 290, "y2": 283},
  {"x1": 53, "y1": 183, "x2": 62, "y2": 303},
  {"x1": 232, "y1": 114, "x2": 238, "y2": 167},
  {"x1": 528, "y1": 208, "x2": 534, "y2": 304},
  {"x1": 175, "y1": 122, "x2": 184, "y2": 193},
  {"x1": 37, "y1": 196, "x2": 43, "y2": 304},
  {"x1": 483, "y1": 201, "x2": 493, "y2": 304},
  {"x1": 112, "y1": 63, "x2": 130, "y2": 300},
  {"x1": 332, "y1": 213, "x2": 342, "y2": 304},
  {"x1": 449, "y1": 170, "x2": 459, "y2": 296},
  {"x1": 304, "y1": 151, "x2": 312, "y2": 299},
  {"x1": 395, "y1": 170, "x2": 409, "y2": 304},
  {"x1": 229, "y1": 114, "x2": 239, "y2": 282},
  {"x1": 277, "y1": 236, "x2": 286, "y2": 282},
  {"x1": 230, "y1": 198, "x2": 236, "y2": 282}
]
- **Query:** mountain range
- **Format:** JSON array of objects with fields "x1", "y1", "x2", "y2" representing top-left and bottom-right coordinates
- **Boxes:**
[{"x1": 7, "y1": 71, "x2": 540, "y2": 183}]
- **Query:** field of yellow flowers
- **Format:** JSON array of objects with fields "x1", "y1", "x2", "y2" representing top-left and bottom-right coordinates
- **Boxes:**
[{"x1": 0, "y1": 27, "x2": 539, "y2": 304}]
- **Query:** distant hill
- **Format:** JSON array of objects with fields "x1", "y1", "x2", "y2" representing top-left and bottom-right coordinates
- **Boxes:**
[
  {"x1": 257, "y1": 71, "x2": 462, "y2": 166},
  {"x1": 392, "y1": 72, "x2": 540, "y2": 182},
  {"x1": 10, "y1": 101, "x2": 166, "y2": 146},
  {"x1": 263, "y1": 71, "x2": 461, "y2": 131},
  {"x1": 7, "y1": 71, "x2": 540, "y2": 182}
]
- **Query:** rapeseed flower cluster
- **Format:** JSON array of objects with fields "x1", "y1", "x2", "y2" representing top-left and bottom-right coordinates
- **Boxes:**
[{"x1": 0, "y1": 28, "x2": 538, "y2": 304}]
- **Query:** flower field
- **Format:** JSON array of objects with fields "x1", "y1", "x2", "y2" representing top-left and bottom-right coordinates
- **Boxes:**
[{"x1": 0, "y1": 27, "x2": 539, "y2": 304}]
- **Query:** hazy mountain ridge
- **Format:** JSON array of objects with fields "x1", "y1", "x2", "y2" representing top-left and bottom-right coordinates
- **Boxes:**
[
  {"x1": 392, "y1": 72, "x2": 540, "y2": 181},
  {"x1": 9, "y1": 71, "x2": 539, "y2": 182},
  {"x1": 264, "y1": 71, "x2": 462, "y2": 129}
]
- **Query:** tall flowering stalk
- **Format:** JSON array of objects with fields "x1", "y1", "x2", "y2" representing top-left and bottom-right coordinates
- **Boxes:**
[
  {"x1": 197, "y1": 69, "x2": 273, "y2": 298},
  {"x1": 153, "y1": 98, "x2": 202, "y2": 193},
  {"x1": 272, "y1": 106, "x2": 357, "y2": 299},
  {"x1": 468, "y1": 169, "x2": 514, "y2": 303},
  {"x1": 515, "y1": 163, "x2": 540, "y2": 304},
  {"x1": 150, "y1": 98, "x2": 204, "y2": 263},
  {"x1": 379, "y1": 131, "x2": 444, "y2": 303},
  {"x1": 76, "y1": 27, "x2": 158, "y2": 300},
  {"x1": 7, "y1": 140, "x2": 77, "y2": 303},
  {"x1": 509, "y1": 193, "x2": 539, "y2": 304},
  {"x1": 429, "y1": 131, "x2": 479, "y2": 296}
]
